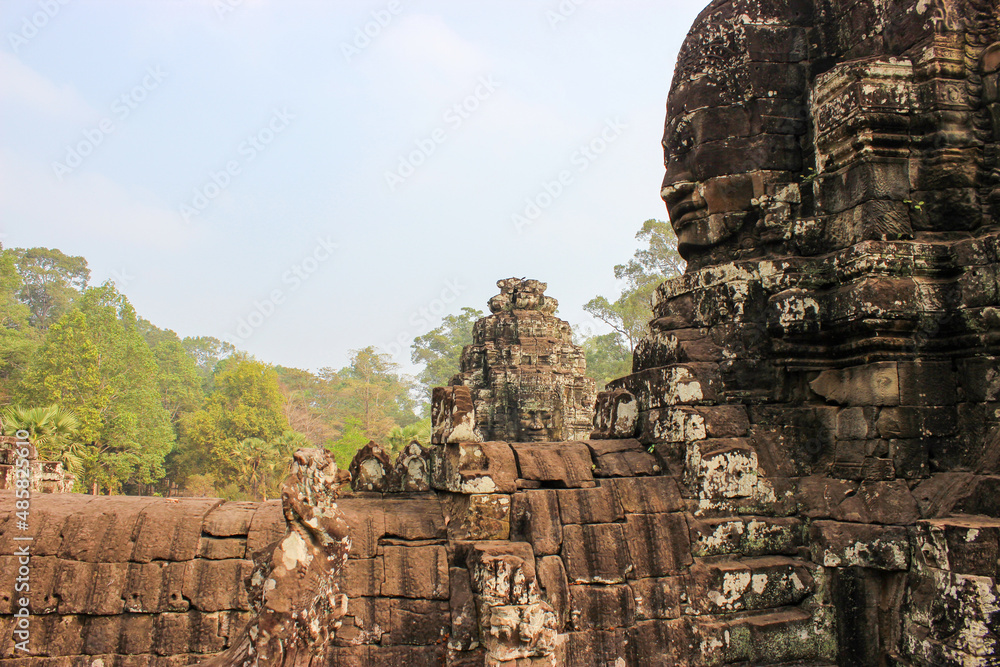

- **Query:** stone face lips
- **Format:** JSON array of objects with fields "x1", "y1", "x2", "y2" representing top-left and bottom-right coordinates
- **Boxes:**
[{"x1": 432, "y1": 278, "x2": 597, "y2": 444}]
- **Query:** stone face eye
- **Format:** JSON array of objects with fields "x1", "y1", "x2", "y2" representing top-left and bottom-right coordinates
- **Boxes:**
[{"x1": 665, "y1": 117, "x2": 694, "y2": 168}]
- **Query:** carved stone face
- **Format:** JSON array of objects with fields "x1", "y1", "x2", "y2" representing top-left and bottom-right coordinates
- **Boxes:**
[
  {"x1": 986, "y1": 43, "x2": 1000, "y2": 138},
  {"x1": 517, "y1": 408, "x2": 560, "y2": 442},
  {"x1": 661, "y1": 0, "x2": 810, "y2": 258},
  {"x1": 986, "y1": 42, "x2": 1000, "y2": 217},
  {"x1": 663, "y1": 0, "x2": 1000, "y2": 264}
]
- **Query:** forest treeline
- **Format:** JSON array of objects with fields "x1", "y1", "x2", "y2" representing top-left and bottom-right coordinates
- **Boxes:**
[{"x1": 0, "y1": 221, "x2": 680, "y2": 499}]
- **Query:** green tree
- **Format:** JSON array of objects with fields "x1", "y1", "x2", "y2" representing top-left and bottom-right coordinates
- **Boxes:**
[
  {"x1": 1, "y1": 404, "x2": 80, "y2": 463},
  {"x1": 386, "y1": 417, "x2": 431, "y2": 453},
  {"x1": 0, "y1": 248, "x2": 37, "y2": 401},
  {"x1": 327, "y1": 415, "x2": 370, "y2": 469},
  {"x1": 334, "y1": 346, "x2": 418, "y2": 441},
  {"x1": 177, "y1": 352, "x2": 291, "y2": 486},
  {"x1": 583, "y1": 219, "x2": 684, "y2": 353},
  {"x1": 579, "y1": 332, "x2": 631, "y2": 388},
  {"x1": 12, "y1": 247, "x2": 90, "y2": 329},
  {"x1": 275, "y1": 365, "x2": 340, "y2": 447},
  {"x1": 411, "y1": 307, "x2": 483, "y2": 394},
  {"x1": 151, "y1": 339, "x2": 205, "y2": 421},
  {"x1": 17, "y1": 283, "x2": 174, "y2": 494},
  {"x1": 136, "y1": 319, "x2": 205, "y2": 422},
  {"x1": 181, "y1": 335, "x2": 236, "y2": 390},
  {"x1": 223, "y1": 430, "x2": 308, "y2": 500}
]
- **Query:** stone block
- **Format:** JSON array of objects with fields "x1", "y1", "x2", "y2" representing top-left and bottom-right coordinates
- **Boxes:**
[
  {"x1": 606, "y1": 476, "x2": 684, "y2": 515},
  {"x1": 568, "y1": 584, "x2": 635, "y2": 631},
  {"x1": 834, "y1": 480, "x2": 920, "y2": 525},
  {"x1": 897, "y1": 360, "x2": 957, "y2": 406},
  {"x1": 630, "y1": 619, "x2": 693, "y2": 667},
  {"x1": 380, "y1": 545, "x2": 449, "y2": 600},
  {"x1": 335, "y1": 597, "x2": 389, "y2": 647},
  {"x1": 182, "y1": 559, "x2": 252, "y2": 612},
  {"x1": 201, "y1": 502, "x2": 257, "y2": 538},
  {"x1": 623, "y1": 513, "x2": 692, "y2": 578},
  {"x1": 695, "y1": 405, "x2": 750, "y2": 438},
  {"x1": 478, "y1": 601, "x2": 558, "y2": 663},
  {"x1": 196, "y1": 536, "x2": 246, "y2": 560},
  {"x1": 810, "y1": 361, "x2": 900, "y2": 406},
  {"x1": 640, "y1": 407, "x2": 707, "y2": 443},
  {"x1": 795, "y1": 476, "x2": 859, "y2": 518},
  {"x1": 630, "y1": 577, "x2": 682, "y2": 621},
  {"x1": 386, "y1": 599, "x2": 450, "y2": 645},
  {"x1": 837, "y1": 407, "x2": 876, "y2": 439},
  {"x1": 336, "y1": 557, "x2": 384, "y2": 598},
  {"x1": 56, "y1": 496, "x2": 160, "y2": 563},
  {"x1": 876, "y1": 406, "x2": 958, "y2": 439},
  {"x1": 131, "y1": 499, "x2": 223, "y2": 563},
  {"x1": 83, "y1": 615, "x2": 125, "y2": 656},
  {"x1": 689, "y1": 516, "x2": 804, "y2": 557},
  {"x1": 584, "y1": 439, "x2": 658, "y2": 477},
  {"x1": 336, "y1": 497, "x2": 385, "y2": 559},
  {"x1": 430, "y1": 441, "x2": 518, "y2": 494},
  {"x1": 684, "y1": 557, "x2": 814, "y2": 615},
  {"x1": 510, "y1": 489, "x2": 561, "y2": 556},
  {"x1": 958, "y1": 357, "x2": 1000, "y2": 402},
  {"x1": 811, "y1": 520, "x2": 910, "y2": 569},
  {"x1": 511, "y1": 442, "x2": 595, "y2": 488},
  {"x1": 461, "y1": 541, "x2": 538, "y2": 606},
  {"x1": 245, "y1": 500, "x2": 284, "y2": 557},
  {"x1": 445, "y1": 493, "x2": 511, "y2": 541},
  {"x1": 561, "y1": 524, "x2": 629, "y2": 584},
  {"x1": 889, "y1": 439, "x2": 930, "y2": 479},
  {"x1": 536, "y1": 555, "x2": 570, "y2": 631},
  {"x1": 685, "y1": 439, "x2": 758, "y2": 499},
  {"x1": 557, "y1": 484, "x2": 623, "y2": 524},
  {"x1": 447, "y1": 567, "x2": 479, "y2": 652},
  {"x1": 383, "y1": 496, "x2": 446, "y2": 540},
  {"x1": 564, "y1": 628, "x2": 637, "y2": 667},
  {"x1": 643, "y1": 363, "x2": 722, "y2": 408},
  {"x1": 914, "y1": 518, "x2": 1000, "y2": 578}
]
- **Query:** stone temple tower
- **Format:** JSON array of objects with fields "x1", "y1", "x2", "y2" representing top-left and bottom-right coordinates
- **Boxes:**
[{"x1": 431, "y1": 278, "x2": 596, "y2": 444}]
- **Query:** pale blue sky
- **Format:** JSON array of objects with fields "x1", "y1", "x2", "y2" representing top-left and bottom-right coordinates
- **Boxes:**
[{"x1": 1, "y1": 0, "x2": 702, "y2": 375}]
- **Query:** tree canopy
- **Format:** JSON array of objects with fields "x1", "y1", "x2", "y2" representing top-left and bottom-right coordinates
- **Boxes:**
[
  {"x1": 16, "y1": 282, "x2": 174, "y2": 494},
  {"x1": 411, "y1": 307, "x2": 483, "y2": 395},
  {"x1": 580, "y1": 220, "x2": 684, "y2": 387},
  {"x1": 0, "y1": 238, "x2": 675, "y2": 498},
  {"x1": 12, "y1": 247, "x2": 90, "y2": 330}
]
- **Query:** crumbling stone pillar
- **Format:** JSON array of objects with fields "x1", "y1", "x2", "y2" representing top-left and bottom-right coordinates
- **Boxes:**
[{"x1": 203, "y1": 448, "x2": 350, "y2": 666}]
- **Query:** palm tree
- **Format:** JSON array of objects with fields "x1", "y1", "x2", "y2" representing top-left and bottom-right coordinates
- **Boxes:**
[
  {"x1": 231, "y1": 431, "x2": 309, "y2": 500},
  {"x1": 386, "y1": 418, "x2": 431, "y2": 455},
  {"x1": 2, "y1": 404, "x2": 80, "y2": 465}
]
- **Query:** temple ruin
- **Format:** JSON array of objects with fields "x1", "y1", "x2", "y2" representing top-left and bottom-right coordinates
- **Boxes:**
[
  {"x1": 4, "y1": 0, "x2": 1000, "y2": 664},
  {"x1": 433, "y1": 278, "x2": 597, "y2": 445}
]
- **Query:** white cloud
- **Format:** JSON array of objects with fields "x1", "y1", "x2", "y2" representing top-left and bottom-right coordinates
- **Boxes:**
[
  {"x1": 0, "y1": 149, "x2": 193, "y2": 249},
  {"x1": 0, "y1": 51, "x2": 95, "y2": 121}
]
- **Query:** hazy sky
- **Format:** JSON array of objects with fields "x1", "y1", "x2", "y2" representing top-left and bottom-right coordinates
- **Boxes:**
[{"x1": 1, "y1": 0, "x2": 702, "y2": 376}]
